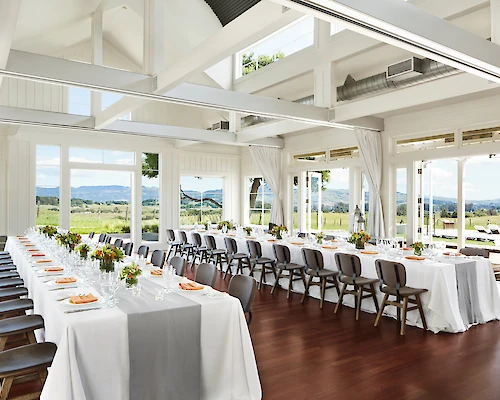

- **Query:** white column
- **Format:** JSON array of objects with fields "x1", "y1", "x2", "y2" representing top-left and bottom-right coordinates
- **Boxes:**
[
  {"x1": 492, "y1": 0, "x2": 500, "y2": 44},
  {"x1": 0, "y1": 133, "x2": 8, "y2": 233},
  {"x1": 406, "y1": 161, "x2": 417, "y2": 245},
  {"x1": 132, "y1": 152, "x2": 143, "y2": 246},
  {"x1": 457, "y1": 159, "x2": 466, "y2": 250},
  {"x1": 143, "y1": 0, "x2": 165, "y2": 75},
  {"x1": 313, "y1": 18, "x2": 334, "y2": 109},
  {"x1": 91, "y1": 10, "x2": 103, "y2": 117},
  {"x1": 428, "y1": 166, "x2": 433, "y2": 240},
  {"x1": 159, "y1": 149, "x2": 168, "y2": 246},
  {"x1": 298, "y1": 171, "x2": 306, "y2": 233},
  {"x1": 419, "y1": 162, "x2": 424, "y2": 242},
  {"x1": 228, "y1": 112, "x2": 241, "y2": 133},
  {"x1": 60, "y1": 144, "x2": 70, "y2": 230},
  {"x1": 349, "y1": 167, "x2": 362, "y2": 233}
]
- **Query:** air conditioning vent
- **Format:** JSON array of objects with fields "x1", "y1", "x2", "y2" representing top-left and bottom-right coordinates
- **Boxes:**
[
  {"x1": 387, "y1": 57, "x2": 423, "y2": 82},
  {"x1": 211, "y1": 121, "x2": 229, "y2": 131}
]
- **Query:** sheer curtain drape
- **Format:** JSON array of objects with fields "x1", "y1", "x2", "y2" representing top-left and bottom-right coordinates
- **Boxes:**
[
  {"x1": 249, "y1": 146, "x2": 284, "y2": 225},
  {"x1": 354, "y1": 128, "x2": 385, "y2": 237}
]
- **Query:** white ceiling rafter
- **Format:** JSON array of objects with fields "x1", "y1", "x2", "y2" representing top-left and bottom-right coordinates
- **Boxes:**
[{"x1": 0, "y1": 1, "x2": 21, "y2": 89}]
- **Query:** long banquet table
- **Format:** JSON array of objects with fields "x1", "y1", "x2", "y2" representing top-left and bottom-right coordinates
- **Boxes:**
[
  {"x1": 186, "y1": 230, "x2": 500, "y2": 333},
  {"x1": 6, "y1": 237, "x2": 261, "y2": 400}
]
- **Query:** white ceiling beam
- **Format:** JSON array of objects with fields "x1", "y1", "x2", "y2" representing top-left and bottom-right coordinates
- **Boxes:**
[
  {"x1": 271, "y1": 0, "x2": 500, "y2": 83},
  {"x1": 0, "y1": 105, "x2": 284, "y2": 148},
  {"x1": 143, "y1": 0, "x2": 164, "y2": 75},
  {"x1": 91, "y1": 10, "x2": 103, "y2": 117},
  {"x1": 0, "y1": 1, "x2": 21, "y2": 89},
  {"x1": 94, "y1": 2, "x2": 303, "y2": 128}
]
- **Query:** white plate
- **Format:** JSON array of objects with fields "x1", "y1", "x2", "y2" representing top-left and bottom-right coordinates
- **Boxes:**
[
  {"x1": 61, "y1": 296, "x2": 104, "y2": 307},
  {"x1": 37, "y1": 267, "x2": 65, "y2": 275},
  {"x1": 45, "y1": 278, "x2": 79, "y2": 287}
]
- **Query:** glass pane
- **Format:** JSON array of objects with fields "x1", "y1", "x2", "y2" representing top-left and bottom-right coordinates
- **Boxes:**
[
  {"x1": 180, "y1": 176, "x2": 223, "y2": 226},
  {"x1": 69, "y1": 148, "x2": 103, "y2": 163},
  {"x1": 68, "y1": 87, "x2": 91, "y2": 116},
  {"x1": 36, "y1": 166, "x2": 60, "y2": 227},
  {"x1": 70, "y1": 170, "x2": 131, "y2": 235},
  {"x1": 103, "y1": 150, "x2": 134, "y2": 165},
  {"x1": 323, "y1": 168, "x2": 350, "y2": 233},
  {"x1": 36, "y1": 145, "x2": 60, "y2": 165},
  {"x1": 396, "y1": 168, "x2": 407, "y2": 237},
  {"x1": 142, "y1": 153, "x2": 160, "y2": 242},
  {"x1": 363, "y1": 174, "x2": 370, "y2": 225},
  {"x1": 293, "y1": 175, "x2": 299, "y2": 230}
]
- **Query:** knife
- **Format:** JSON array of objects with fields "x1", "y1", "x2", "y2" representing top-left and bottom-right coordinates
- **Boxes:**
[
  {"x1": 49, "y1": 286, "x2": 79, "y2": 291},
  {"x1": 64, "y1": 307, "x2": 102, "y2": 314}
]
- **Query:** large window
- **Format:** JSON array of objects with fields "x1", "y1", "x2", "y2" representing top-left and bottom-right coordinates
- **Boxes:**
[
  {"x1": 248, "y1": 178, "x2": 272, "y2": 227},
  {"x1": 180, "y1": 176, "x2": 223, "y2": 226},
  {"x1": 142, "y1": 153, "x2": 160, "y2": 241},
  {"x1": 36, "y1": 146, "x2": 60, "y2": 226},
  {"x1": 396, "y1": 168, "x2": 407, "y2": 236},
  {"x1": 323, "y1": 168, "x2": 350, "y2": 233}
]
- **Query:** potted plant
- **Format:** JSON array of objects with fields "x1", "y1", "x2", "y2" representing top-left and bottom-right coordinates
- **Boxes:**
[
  {"x1": 270, "y1": 225, "x2": 288, "y2": 240},
  {"x1": 244, "y1": 227, "x2": 253, "y2": 236},
  {"x1": 316, "y1": 232, "x2": 325, "y2": 245},
  {"x1": 75, "y1": 243, "x2": 91, "y2": 260},
  {"x1": 348, "y1": 231, "x2": 371, "y2": 250},
  {"x1": 412, "y1": 242, "x2": 425, "y2": 256},
  {"x1": 120, "y1": 262, "x2": 142, "y2": 289},
  {"x1": 91, "y1": 245, "x2": 124, "y2": 273}
]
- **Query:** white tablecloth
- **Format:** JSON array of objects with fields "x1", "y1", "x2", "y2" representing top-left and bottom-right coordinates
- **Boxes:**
[
  {"x1": 187, "y1": 231, "x2": 500, "y2": 333},
  {"x1": 6, "y1": 237, "x2": 261, "y2": 400}
]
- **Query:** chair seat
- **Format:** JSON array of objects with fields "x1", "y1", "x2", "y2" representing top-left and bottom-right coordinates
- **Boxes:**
[
  {"x1": 0, "y1": 315, "x2": 44, "y2": 336},
  {"x1": 0, "y1": 265, "x2": 16, "y2": 272},
  {"x1": 0, "y1": 299, "x2": 34, "y2": 315},
  {"x1": 340, "y1": 276, "x2": 379, "y2": 286},
  {"x1": 253, "y1": 257, "x2": 274, "y2": 265},
  {"x1": 306, "y1": 268, "x2": 338, "y2": 277},
  {"x1": 169, "y1": 241, "x2": 182, "y2": 246},
  {"x1": 381, "y1": 285, "x2": 428, "y2": 297},
  {"x1": 0, "y1": 342, "x2": 56, "y2": 377},
  {"x1": 277, "y1": 262, "x2": 304, "y2": 270},
  {"x1": 232, "y1": 253, "x2": 249, "y2": 260},
  {"x1": 210, "y1": 249, "x2": 226, "y2": 255},
  {"x1": 0, "y1": 259, "x2": 13, "y2": 265},
  {"x1": 0, "y1": 272, "x2": 20, "y2": 280},
  {"x1": 0, "y1": 278, "x2": 24, "y2": 289},
  {"x1": 0, "y1": 287, "x2": 28, "y2": 300},
  {"x1": 183, "y1": 244, "x2": 195, "y2": 248},
  {"x1": 0, "y1": 251, "x2": 9, "y2": 256},
  {"x1": 196, "y1": 246, "x2": 208, "y2": 251}
]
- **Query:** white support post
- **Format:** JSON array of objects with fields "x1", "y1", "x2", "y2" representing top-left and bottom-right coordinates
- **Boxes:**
[
  {"x1": 228, "y1": 112, "x2": 241, "y2": 133},
  {"x1": 91, "y1": 10, "x2": 103, "y2": 118},
  {"x1": 143, "y1": 0, "x2": 165, "y2": 75},
  {"x1": 406, "y1": 161, "x2": 417, "y2": 245},
  {"x1": 313, "y1": 18, "x2": 333, "y2": 109},
  {"x1": 428, "y1": 166, "x2": 433, "y2": 241},
  {"x1": 457, "y1": 159, "x2": 466, "y2": 250},
  {"x1": 419, "y1": 162, "x2": 424, "y2": 242},
  {"x1": 132, "y1": 152, "x2": 143, "y2": 246},
  {"x1": 492, "y1": 0, "x2": 500, "y2": 44},
  {"x1": 349, "y1": 167, "x2": 362, "y2": 233},
  {"x1": 299, "y1": 171, "x2": 307, "y2": 233},
  {"x1": 60, "y1": 145, "x2": 70, "y2": 230}
]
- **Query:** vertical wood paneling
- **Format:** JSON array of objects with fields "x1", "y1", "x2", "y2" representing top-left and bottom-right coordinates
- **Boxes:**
[{"x1": 26, "y1": 81, "x2": 35, "y2": 110}]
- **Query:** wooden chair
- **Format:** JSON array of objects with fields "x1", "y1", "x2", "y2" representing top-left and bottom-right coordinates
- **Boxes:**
[
  {"x1": 0, "y1": 299, "x2": 34, "y2": 320},
  {"x1": 301, "y1": 248, "x2": 340, "y2": 309},
  {"x1": 0, "y1": 272, "x2": 20, "y2": 280},
  {"x1": 113, "y1": 238, "x2": 123, "y2": 248},
  {"x1": 0, "y1": 342, "x2": 57, "y2": 400},
  {"x1": 123, "y1": 242, "x2": 133, "y2": 256},
  {"x1": 170, "y1": 256, "x2": 187, "y2": 277},
  {"x1": 98, "y1": 233, "x2": 106, "y2": 243},
  {"x1": 247, "y1": 240, "x2": 276, "y2": 290},
  {"x1": 0, "y1": 288, "x2": 28, "y2": 302},
  {"x1": 374, "y1": 259, "x2": 428, "y2": 335},
  {"x1": 137, "y1": 245, "x2": 149, "y2": 259},
  {"x1": 179, "y1": 231, "x2": 195, "y2": 262},
  {"x1": 0, "y1": 279, "x2": 24, "y2": 290},
  {"x1": 0, "y1": 265, "x2": 17, "y2": 273},
  {"x1": 0, "y1": 315, "x2": 44, "y2": 352},
  {"x1": 334, "y1": 253, "x2": 379, "y2": 320},
  {"x1": 224, "y1": 237, "x2": 251, "y2": 279},
  {"x1": 191, "y1": 232, "x2": 209, "y2": 265},
  {"x1": 271, "y1": 244, "x2": 306, "y2": 299},
  {"x1": 88, "y1": 231, "x2": 95, "y2": 239}
]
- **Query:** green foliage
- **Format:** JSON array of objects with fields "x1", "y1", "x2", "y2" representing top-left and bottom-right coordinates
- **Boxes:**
[
  {"x1": 333, "y1": 202, "x2": 349, "y2": 213},
  {"x1": 396, "y1": 203, "x2": 407, "y2": 216},
  {"x1": 36, "y1": 196, "x2": 59, "y2": 206},
  {"x1": 142, "y1": 153, "x2": 159, "y2": 179},
  {"x1": 242, "y1": 51, "x2": 285, "y2": 76}
]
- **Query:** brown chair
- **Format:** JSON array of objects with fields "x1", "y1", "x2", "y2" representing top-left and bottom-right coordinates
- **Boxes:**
[
  {"x1": 271, "y1": 244, "x2": 306, "y2": 298},
  {"x1": 0, "y1": 279, "x2": 24, "y2": 290},
  {"x1": 179, "y1": 231, "x2": 195, "y2": 262},
  {"x1": 104, "y1": 235, "x2": 112, "y2": 245},
  {"x1": 170, "y1": 256, "x2": 187, "y2": 277},
  {"x1": 191, "y1": 233, "x2": 209, "y2": 265},
  {"x1": 228, "y1": 275, "x2": 257, "y2": 325},
  {"x1": 205, "y1": 235, "x2": 226, "y2": 270},
  {"x1": 0, "y1": 287, "x2": 28, "y2": 302},
  {"x1": 88, "y1": 231, "x2": 95, "y2": 239},
  {"x1": 98, "y1": 233, "x2": 106, "y2": 243},
  {"x1": 0, "y1": 342, "x2": 57, "y2": 400},
  {"x1": 0, "y1": 314, "x2": 44, "y2": 351},
  {"x1": 195, "y1": 263, "x2": 217, "y2": 287},
  {"x1": 0, "y1": 259, "x2": 13, "y2": 265},
  {"x1": 151, "y1": 250, "x2": 166, "y2": 268},
  {"x1": 224, "y1": 237, "x2": 251, "y2": 279},
  {"x1": 459, "y1": 247, "x2": 490, "y2": 258},
  {"x1": 247, "y1": 240, "x2": 276, "y2": 290},
  {"x1": 0, "y1": 299, "x2": 34, "y2": 320},
  {"x1": 123, "y1": 242, "x2": 133, "y2": 256},
  {"x1": 137, "y1": 245, "x2": 149, "y2": 259},
  {"x1": 334, "y1": 253, "x2": 379, "y2": 320},
  {"x1": 374, "y1": 259, "x2": 428, "y2": 335},
  {"x1": 0, "y1": 272, "x2": 19, "y2": 280},
  {"x1": 113, "y1": 238, "x2": 123, "y2": 248},
  {"x1": 301, "y1": 248, "x2": 340, "y2": 309},
  {"x1": 166, "y1": 229, "x2": 182, "y2": 260}
]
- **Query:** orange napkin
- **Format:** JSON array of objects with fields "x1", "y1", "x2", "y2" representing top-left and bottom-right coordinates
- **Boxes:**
[
  {"x1": 247, "y1": 236, "x2": 256, "y2": 239},
  {"x1": 179, "y1": 282, "x2": 204, "y2": 291},
  {"x1": 198, "y1": 229, "x2": 206, "y2": 232},
  {"x1": 150, "y1": 269, "x2": 163, "y2": 276},
  {"x1": 36, "y1": 259, "x2": 53, "y2": 264},
  {"x1": 405, "y1": 255, "x2": 425, "y2": 261},
  {"x1": 291, "y1": 241, "x2": 304, "y2": 245},
  {"x1": 55, "y1": 277, "x2": 76, "y2": 284},
  {"x1": 226, "y1": 233, "x2": 236, "y2": 237},
  {"x1": 17, "y1": 236, "x2": 26, "y2": 239},
  {"x1": 31, "y1": 253, "x2": 46, "y2": 257},
  {"x1": 361, "y1": 251, "x2": 379, "y2": 255},
  {"x1": 69, "y1": 294, "x2": 98, "y2": 304},
  {"x1": 146, "y1": 261, "x2": 152, "y2": 265},
  {"x1": 322, "y1": 245, "x2": 338, "y2": 250},
  {"x1": 267, "y1": 239, "x2": 277, "y2": 242},
  {"x1": 28, "y1": 249, "x2": 40, "y2": 252},
  {"x1": 210, "y1": 230, "x2": 220, "y2": 234},
  {"x1": 44, "y1": 267, "x2": 64, "y2": 272},
  {"x1": 403, "y1": 247, "x2": 412, "y2": 251},
  {"x1": 24, "y1": 244, "x2": 35, "y2": 247}
]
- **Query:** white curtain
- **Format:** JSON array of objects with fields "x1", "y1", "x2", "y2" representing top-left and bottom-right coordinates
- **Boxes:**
[
  {"x1": 354, "y1": 128, "x2": 385, "y2": 238},
  {"x1": 248, "y1": 146, "x2": 284, "y2": 225}
]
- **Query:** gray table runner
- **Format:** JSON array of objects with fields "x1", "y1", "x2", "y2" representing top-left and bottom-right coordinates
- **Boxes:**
[{"x1": 115, "y1": 278, "x2": 202, "y2": 400}]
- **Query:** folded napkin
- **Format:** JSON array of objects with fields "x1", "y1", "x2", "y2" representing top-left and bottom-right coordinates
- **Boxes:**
[
  {"x1": 405, "y1": 255, "x2": 425, "y2": 261},
  {"x1": 361, "y1": 251, "x2": 379, "y2": 255},
  {"x1": 267, "y1": 239, "x2": 277, "y2": 242},
  {"x1": 179, "y1": 282, "x2": 204, "y2": 291},
  {"x1": 36, "y1": 259, "x2": 53, "y2": 264},
  {"x1": 69, "y1": 294, "x2": 98, "y2": 304},
  {"x1": 210, "y1": 230, "x2": 221, "y2": 234},
  {"x1": 226, "y1": 233, "x2": 236, "y2": 237},
  {"x1": 146, "y1": 261, "x2": 152, "y2": 265},
  {"x1": 45, "y1": 266, "x2": 64, "y2": 272},
  {"x1": 28, "y1": 249, "x2": 40, "y2": 252},
  {"x1": 31, "y1": 253, "x2": 46, "y2": 257},
  {"x1": 291, "y1": 241, "x2": 304, "y2": 245},
  {"x1": 17, "y1": 236, "x2": 27, "y2": 239},
  {"x1": 150, "y1": 269, "x2": 163, "y2": 276},
  {"x1": 24, "y1": 244, "x2": 35, "y2": 247},
  {"x1": 322, "y1": 245, "x2": 338, "y2": 250},
  {"x1": 443, "y1": 252, "x2": 463, "y2": 257},
  {"x1": 56, "y1": 277, "x2": 77, "y2": 284}
]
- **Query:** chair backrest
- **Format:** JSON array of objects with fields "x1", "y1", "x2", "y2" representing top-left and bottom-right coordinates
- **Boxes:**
[
  {"x1": 192, "y1": 232, "x2": 202, "y2": 247},
  {"x1": 298, "y1": 232, "x2": 307, "y2": 238},
  {"x1": 301, "y1": 248, "x2": 324, "y2": 270},
  {"x1": 246, "y1": 240, "x2": 262, "y2": 259},
  {"x1": 228, "y1": 275, "x2": 257, "y2": 314},
  {"x1": 137, "y1": 245, "x2": 149, "y2": 258},
  {"x1": 459, "y1": 247, "x2": 490, "y2": 258},
  {"x1": 335, "y1": 253, "x2": 362, "y2": 280},
  {"x1": 98, "y1": 233, "x2": 106, "y2": 243},
  {"x1": 151, "y1": 250, "x2": 166, "y2": 268},
  {"x1": 224, "y1": 237, "x2": 238, "y2": 255},
  {"x1": 273, "y1": 244, "x2": 291, "y2": 264},
  {"x1": 205, "y1": 235, "x2": 217, "y2": 250},
  {"x1": 325, "y1": 235, "x2": 335, "y2": 241},
  {"x1": 375, "y1": 259, "x2": 407, "y2": 290},
  {"x1": 114, "y1": 238, "x2": 123, "y2": 248},
  {"x1": 123, "y1": 242, "x2": 133, "y2": 256},
  {"x1": 88, "y1": 232, "x2": 94, "y2": 239},
  {"x1": 268, "y1": 222, "x2": 277, "y2": 232},
  {"x1": 170, "y1": 256, "x2": 186, "y2": 276},
  {"x1": 104, "y1": 235, "x2": 112, "y2": 244},
  {"x1": 179, "y1": 231, "x2": 188, "y2": 244},
  {"x1": 195, "y1": 263, "x2": 217, "y2": 286},
  {"x1": 166, "y1": 229, "x2": 175, "y2": 242}
]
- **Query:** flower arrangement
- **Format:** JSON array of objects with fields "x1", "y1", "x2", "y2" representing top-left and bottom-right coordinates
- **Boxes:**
[
  {"x1": 270, "y1": 225, "x2": 288, "y2": 240},
  {"x1": 412, "y1": 242, "x2": 425, "y2": 256},
  {"x1": 244, "y1": 227, "x2": 253, "y2": 236},
  {"x1": 217, "y1": 221, "x2": 233, "y2": 231},
  {"x1": 203, "y1": 221, "x2": 211, "y2": 230},
  {"x1": 120, "y1": 262, "x2": 142, "y2": 288},
  {"x1": 75, "y1": 243, "x2": 91, "y2": 260},
  {"x1": 348, "y1": 231, "x2": 371, "y2": 249},
  {"x1": 91, "y1": 245, "x2": 124, "y2": 272},
  {"x1": 55, "y1": 232, "x2": 82, "y2": 251},
  {"x1": 40, "y1": 225, "x2": 57, "y2": 238},
  {"x1": 316, "y1": 232, "x2": 325, "y2": 244}
]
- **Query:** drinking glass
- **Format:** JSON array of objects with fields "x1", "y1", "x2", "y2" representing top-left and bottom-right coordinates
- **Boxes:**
[
  {"x1": 155, "y1": 288, "x2": 164, "y2": 301},
  {"x1": 132, "y1": 283, "x2": 142, "y2": 297}
]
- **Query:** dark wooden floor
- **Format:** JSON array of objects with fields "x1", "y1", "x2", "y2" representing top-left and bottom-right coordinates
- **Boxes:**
[{"x1": 10, "y1": 266, "x2": 500, "y2": 399}]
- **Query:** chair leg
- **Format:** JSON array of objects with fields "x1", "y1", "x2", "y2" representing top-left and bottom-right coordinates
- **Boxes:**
[
  {"x1": 369, "y1": 283, "x2": 379, "y2": 312},
  {"x1": 396, "y1": 295, "x2": 401, "y2": 322},
  {"x1": 332, "y1": 275, "x2": 341, "y2": 297},
  {"x1": 334, "y1": 283, "x2": 347, "y2": 314},
  {"x1": 258, "y1": 264, "x2": 265, "y2": 290},
  {"x1": 415, "y1": 294, "x2": 428, "y2": 330},
  {"x1": 271, "y1": 269, "x2": 282, "y2": 295},
  {"x1": 0, "y1": 336, "x2": 7, "y2": 352},
  {"x1": 301, "y1": 276, "x2": 313, "y2": 304},
  {"x1": 26, "y1": 330, "x2": 37, "y2": 345},
  {"x1": 247, "y1": 311, "x2": 253, "y2": 325},
  {"x1": 356, "y1": 286, "x2": 363, "y2": 321},
  {"x1": 320, "y1": 277, "x2": 327, "y2": 309},
  {"x1": 224, "y1": 262, "x2": 232, "y2": 279},
  {"x1": 39, "y1": 368, "x2": 48, "y2": 386},
  {"x1": 374, "y1": 294, "x2": 389, "y2": 327},
  {"x1": 400, "y1": 296, "x2": 409, "y2": 336},
  {"x1": 287, "y1": 270, "x2": 294, "y2": 299},
  {"x1": 0, "y1": 376, "x2": 13, "y2": 400},
  {"x1": 300, "y1": 269, "x2": 307, "y2": 286}
]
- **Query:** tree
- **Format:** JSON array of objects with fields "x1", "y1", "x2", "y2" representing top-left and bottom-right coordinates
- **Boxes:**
[
  {"x1": 242, "y1": 51, "x2": 285, "y2": 76},
  {"x1": 249, "y1": 177, "x2": 262, "y2": 209},
  {"x1": 142, "y1": 153, "x2": 159, "y2": 179},
  {"x1": 440, "y1": 206, "x2": 449, "y2": 218},
  {"x1": 396, "y1": 203, "x2": 407, "y2": 216}
]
